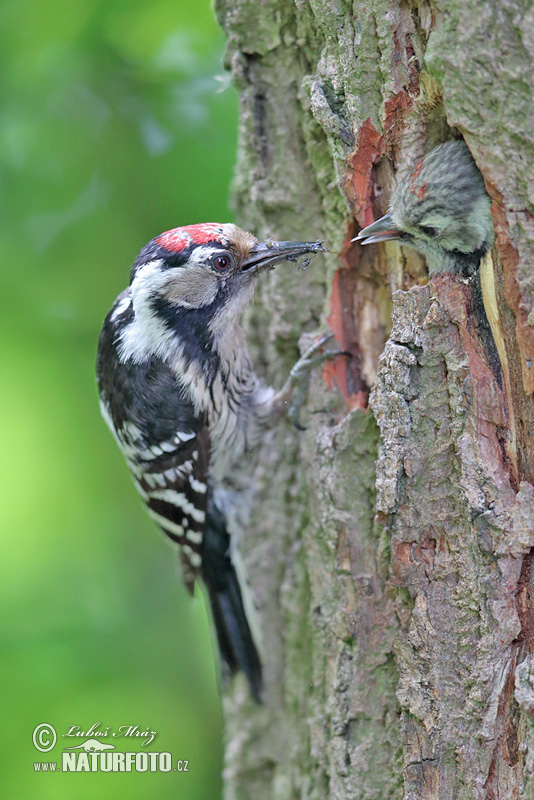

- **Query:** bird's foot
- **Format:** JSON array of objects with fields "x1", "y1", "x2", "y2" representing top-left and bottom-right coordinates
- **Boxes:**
[{"x1": 284, "y1": 334, "x2": 350, "y2": 429}]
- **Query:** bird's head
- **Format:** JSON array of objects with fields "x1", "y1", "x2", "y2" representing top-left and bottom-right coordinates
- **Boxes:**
[
  {"x1": 354, "y1": 141, "x2": 493, "y2": 275},
  {"x1": 129, "y1": 222, "x2": 323, "y2": 326}
]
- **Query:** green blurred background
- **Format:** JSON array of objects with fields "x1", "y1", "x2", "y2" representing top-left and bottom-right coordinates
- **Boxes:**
[{"x1": 1, "y1": 0, "x2": 239, "y2": 796}]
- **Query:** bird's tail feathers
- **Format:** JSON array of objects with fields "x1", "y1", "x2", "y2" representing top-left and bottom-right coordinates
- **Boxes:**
[{"x1": 201, "y1": 499, "x2": 262, "y2": 702}]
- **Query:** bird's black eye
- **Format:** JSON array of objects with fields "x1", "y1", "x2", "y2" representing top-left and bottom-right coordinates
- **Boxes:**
[
  {"x1": 212, "y1": 254, "x2": 232, "y2": 272},
  {"x1": 419, "y1": 225, "x2": 439, "y2": 238}
]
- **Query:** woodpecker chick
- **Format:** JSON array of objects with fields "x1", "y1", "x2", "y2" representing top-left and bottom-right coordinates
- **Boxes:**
[
  {"x1": 96, "y1": 223, "x2": 329, "y2": 701},
  {"x1": 354, "y1": 140, "x2": 493, "y2": 276}
]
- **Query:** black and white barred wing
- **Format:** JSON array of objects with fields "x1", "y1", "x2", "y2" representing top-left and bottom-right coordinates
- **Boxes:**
[
  {"x1": 97, "y1": 311, "x2": 210, "y2": 591},
  {"x1": 120, "y1": 420, "x2": 210, "y2": 593},
  {"x1": 97, "y1": 290, "x2": 262, "y2": 697}
]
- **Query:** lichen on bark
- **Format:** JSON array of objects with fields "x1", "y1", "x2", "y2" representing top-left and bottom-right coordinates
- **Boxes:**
[{"x1": 214, "y1": 0, "x2": 534, "y2": 798}]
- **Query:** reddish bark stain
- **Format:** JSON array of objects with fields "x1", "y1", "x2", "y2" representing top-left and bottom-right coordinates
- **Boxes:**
[
  {"x1": 349, "y1": 94, "x2": 412, "y2": 227},
  {"x1": 325, "y1": 92, "x2": 413, "y2": 406},
  {"x1": 491, "y1": 203, "x2": 534, "y2": 395},
  {"x1": 432, "y1": 275, "x2": 507, "y2": 428},
  {"x1": 484, "y1": 654, "x2": 520, "y2": 794},
  {"x1": 350, "y1": 118, "x2": 384, "y2": 226},
  {"x1": 390, "y1": 539, "x2": 439, "y2": 585},
  {"x1": 324, "y1": 258, "x2": 368, "y2": 409},
  {"x1": 383, "y1": 90, "x2": 413, "y2": 133}
]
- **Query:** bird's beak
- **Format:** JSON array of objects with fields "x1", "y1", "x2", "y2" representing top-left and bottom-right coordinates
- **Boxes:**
[
  {"x1": 241, "y1": 239, "x2": 325, "y2": 274},
  {"x1": 352, "y1": 213, "x2": 404, "y2": 245}
]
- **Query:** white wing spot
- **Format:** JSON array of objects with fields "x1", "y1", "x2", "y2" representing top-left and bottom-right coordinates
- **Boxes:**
[
  {"x1": 182, "y1": 544, "x2": 202, "y2": 568},
  {"x1": 146, "y1": 508, "x2": 184, "y2": 537},
  {"x1": 160, "y1": 440, "x2": 177, "y2": 453},
  {"x1": 177, "y1": 460, "x2": 193, "y2": 476},
  {"x1": 175, "y1": 430, "x2": 196, "y2": 443},
  {"x1": 147, "y1": 489, "x2": 206, "y2": 524},
  {"x1": 185, "y1": 529, "x2": 203, "y2": 545},
  {"x1": 188, "y1": 476, "x2": 207, "y2": 494}
]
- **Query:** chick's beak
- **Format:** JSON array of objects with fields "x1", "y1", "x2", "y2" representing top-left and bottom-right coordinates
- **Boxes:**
[
  {"x1": 352, "y1": 213, "x2": 404, "y2": 245},
  {"x1": 241, "y1": 239, "x2": 325, "y2": 274}
]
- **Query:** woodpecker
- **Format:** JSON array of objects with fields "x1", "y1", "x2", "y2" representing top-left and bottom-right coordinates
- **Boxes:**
[
  {"x1": 354, "y1": 140, "x2": 494, "y2": 276},
  {"x1": 96, "y1": 223, "x2": 330, "y2": 701}
]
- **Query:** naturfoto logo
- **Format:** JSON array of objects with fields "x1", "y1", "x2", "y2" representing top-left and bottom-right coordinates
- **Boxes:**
[{"x1": 32, "y1": 723, "x2": 189, "y2": 774}]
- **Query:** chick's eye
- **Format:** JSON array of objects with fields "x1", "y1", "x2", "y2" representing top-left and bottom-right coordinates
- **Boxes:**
[
  {"x1": 212, "y1": 255, "x2": 231, "y2": 272},
  {"x1": 419, "y1": 225, "x2": 438, "y2": 238}
]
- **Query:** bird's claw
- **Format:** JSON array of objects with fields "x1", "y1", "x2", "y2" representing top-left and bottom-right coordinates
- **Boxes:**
[{"x1": 286, "y1": 334, "x2": 351, "y2": 429}]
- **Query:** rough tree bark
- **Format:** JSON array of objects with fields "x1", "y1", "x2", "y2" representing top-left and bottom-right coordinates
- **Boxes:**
[{"x1": 214, "y1": 1, "x2": 534, "y2": 798}]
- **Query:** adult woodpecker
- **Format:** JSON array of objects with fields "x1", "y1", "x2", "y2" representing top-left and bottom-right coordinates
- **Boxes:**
[
  {"x1": 96, "y1": 223, "x2": 333, "y2": 701},
  {"x1": 354, "y1": 140, "x2": 494, "y2": 276}
]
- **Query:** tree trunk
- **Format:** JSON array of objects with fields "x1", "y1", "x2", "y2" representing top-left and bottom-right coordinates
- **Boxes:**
[{"x1": 214, "y1": 1, "x2": 534, "y2": 797}]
